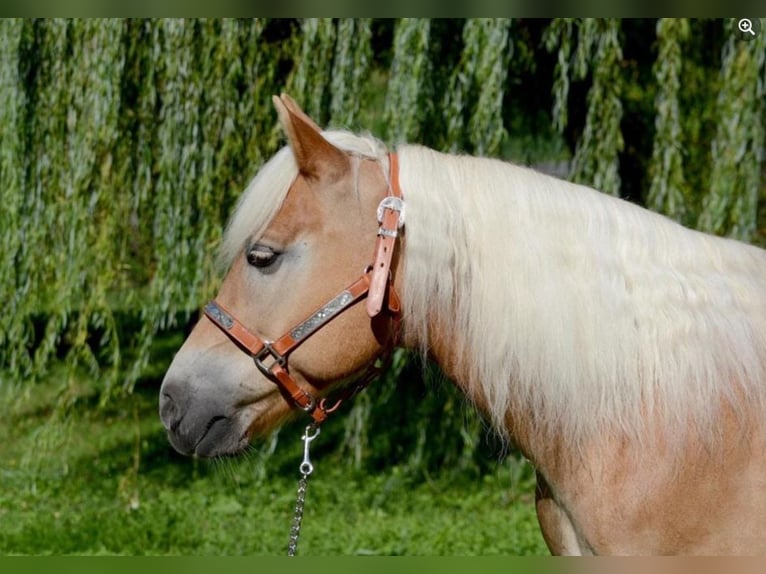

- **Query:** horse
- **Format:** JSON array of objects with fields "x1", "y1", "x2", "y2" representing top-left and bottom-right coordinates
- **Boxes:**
[{"x1": 159, "y1": 93, "x2": 766, "y2": 555}]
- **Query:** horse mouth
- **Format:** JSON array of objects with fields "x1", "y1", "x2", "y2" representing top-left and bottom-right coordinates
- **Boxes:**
[
  {"x1": 164, "y1": 413, "x2": 246, "y2": 458},
  {"x1": 192, "y1": 415, "x2": 243, "y2": 457},
  {"x1": 167, "y1": 390, "x2": 285, "y2": 458}
]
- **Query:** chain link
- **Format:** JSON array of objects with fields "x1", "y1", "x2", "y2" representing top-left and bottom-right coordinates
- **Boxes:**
[
  {"x1": 286, "y1": 425, "x2": 320, "y2": 556},
  {"x1": 287, "y1": 471, "x2": 309, "y2": 556}
]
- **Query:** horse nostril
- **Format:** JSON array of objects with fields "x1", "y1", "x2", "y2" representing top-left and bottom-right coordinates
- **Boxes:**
[{"x1": 159, "y1": 385, "x2": 184, "y2": 432}]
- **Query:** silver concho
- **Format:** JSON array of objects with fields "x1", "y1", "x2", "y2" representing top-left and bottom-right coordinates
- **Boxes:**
[
  {"x1": 290, "y1": 291, "x2": 354, "y2": 342},
  {"x1": 204, "y1": 302, "x2": 234, "y2": 330}
]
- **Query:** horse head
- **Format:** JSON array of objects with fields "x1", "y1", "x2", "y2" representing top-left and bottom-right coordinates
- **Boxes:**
[{"x1": 159, "y1": 94, "x2": 401, "y2": 457}]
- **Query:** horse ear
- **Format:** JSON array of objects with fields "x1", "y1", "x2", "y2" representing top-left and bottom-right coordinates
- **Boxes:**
[
  {"x1": 278, "y1": 93, "x2": 323, "y2": 132},
  {"x1": 273, "y1": 93, "x2": 350, "y2": 183}
]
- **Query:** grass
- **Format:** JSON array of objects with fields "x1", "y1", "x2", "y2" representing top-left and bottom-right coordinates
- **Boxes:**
[{"x1": 0, "y1": 370, "x2": 547, "y2": 556}]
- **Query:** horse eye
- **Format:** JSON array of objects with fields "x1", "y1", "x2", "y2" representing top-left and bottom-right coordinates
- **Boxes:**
[{"x1": 246, "y1": 245, "x2": 279, "y2": 268}]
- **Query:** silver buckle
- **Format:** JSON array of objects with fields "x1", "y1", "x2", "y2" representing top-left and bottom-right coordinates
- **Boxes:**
[{"x1": 376, "y1": 196, "x2": 405, "y2": 227}]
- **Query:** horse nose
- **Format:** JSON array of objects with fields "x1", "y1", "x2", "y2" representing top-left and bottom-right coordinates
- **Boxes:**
[
  {"x1": 159, "y1": 379, "x2": 185, "y2": 433},
  {"x1": 159, "y1": 379, "x2": 200, "y2": 455}
]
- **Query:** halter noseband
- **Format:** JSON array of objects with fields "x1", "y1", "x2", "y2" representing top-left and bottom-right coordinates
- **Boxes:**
[{"x1": 203, "y1": 153, "x2": 404, "y2": 425}]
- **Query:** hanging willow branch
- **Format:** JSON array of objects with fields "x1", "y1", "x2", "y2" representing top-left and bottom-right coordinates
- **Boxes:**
[
  {"x1": 543, "y1": 18, "x2": 575, "y2": 134},
  {"x1": 153, "y1": 19, "x2": 201, "y2": 309},
  {"x1": 0, "y1": 20, "x2": 126, "y2": 390},
  {"x1": 569, "y1": 18, "x2": 624, "y2": 197},
  {"x1": 647, "y1": 18, "x2": 689, "y2": 223},
  {"x1": 126, "y1": 19, "x2": 204, "y2": 386},
  {"x1": 698, "y1": 19, "x2": 766, "y2": 241},
  {"x1": 444, "y1": 18, "x2": 512, "y2": 156},
  {"x1": 33, "y1": 19, "x2": 73, "y2": 377},
  {"x1": 237, "y1": 18, "x2": 271, "y2": 173},
  {"x1": 195, "y1": 18, "x2": 245, "y2": 296},
  {"x1": 384, "y1": 18, "x2": 432, "y2": 144},
  {"x1": 59, "y1": 19, "x2": 125, "y2": 386},
  {"x1": 289, "y1": 18, "x2": 335, "y2": 125},
  {"x1": 120, "y1": 18, "x2": 158, "y2": 290},
  {"x1": 0, "y1": 18, "x2": 26, "y2": 380},
  {"x1": 330, "y1": 18, "x2": 373, "y2": 129},
  {"x1": 16, "y1": 20, "x2": 69, "y2": 379},
  {"x1": 544, "y1": 16, "x2": 599, "y2": 129}
]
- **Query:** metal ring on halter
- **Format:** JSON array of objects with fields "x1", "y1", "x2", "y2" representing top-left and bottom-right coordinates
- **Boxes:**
[
  {"x1": 253, "y1": 343, "x2": 286, "y2": 379},
  {"x1": 298, "y1": 394, "x2": 317, "y2": 413}
]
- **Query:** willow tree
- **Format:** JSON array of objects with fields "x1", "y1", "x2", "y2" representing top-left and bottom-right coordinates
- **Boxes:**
[
  {"x1": 329, "y1": 19, "x2": 373, "y2": 128},
  {"x1": 0, "y1": 19, "x2": 26, "y2": 381},
  {"x1": 289, "y1": 18, "x2": 335, "y2": 124},
  {"x1": 545, "y1": 18, "x2": 624, "y2": 196},
  {"x1": 698, "y1": 19, "x2": 766, "y2": 240},
  {"x1": 0, "y1": 19, "x2": 125, "y2": 395},
  {"x1": 443, "y1": 18, "x2": 513, "y2": 156},
  {"x1": 646, "y1": 18, "x2": 690, "y2": 223},
  {"x1": 383, "y1": 18, "x2": 433, "y2": 145}
]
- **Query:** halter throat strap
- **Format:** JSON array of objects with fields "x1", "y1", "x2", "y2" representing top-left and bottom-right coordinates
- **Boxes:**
[{"x1": 203, "y1": 152, "x2": 404, "y2": 425}]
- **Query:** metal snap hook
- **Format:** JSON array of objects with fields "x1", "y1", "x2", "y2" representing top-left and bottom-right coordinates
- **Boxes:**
[{"x1": 299, "y1": 425, "x2": 320, "y2": 476}]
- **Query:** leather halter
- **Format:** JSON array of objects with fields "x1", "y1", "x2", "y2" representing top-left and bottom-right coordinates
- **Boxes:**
[{"x1": 203, "y1": 153, "x2": 404, "y2": 425}]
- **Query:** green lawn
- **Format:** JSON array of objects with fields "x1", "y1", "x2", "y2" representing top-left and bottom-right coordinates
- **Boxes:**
[{"x1": 0, "y1": 374, "x2": 547, "y2": 556}]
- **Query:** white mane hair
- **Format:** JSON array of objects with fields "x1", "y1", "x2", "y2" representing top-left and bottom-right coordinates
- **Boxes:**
[
  {"x1": 220, "y1": 130, "x2": 389, "y2": 267},
  {"x1": 398, "y1": 144, "x2": 766, "y2": 449}
]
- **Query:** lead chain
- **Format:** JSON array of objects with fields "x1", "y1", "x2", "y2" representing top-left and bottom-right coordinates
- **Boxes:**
[
  {"x1": 286, "y1": 425, "x2": 320, "y2": 556},
  {"x1": 287, "y1": 472, "x2": 309, "y2": 556}
]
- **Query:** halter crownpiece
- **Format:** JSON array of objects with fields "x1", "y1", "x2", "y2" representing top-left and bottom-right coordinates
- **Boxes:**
[{"x1": 203, "y1": 152, "x2": 404, "y2": 424}]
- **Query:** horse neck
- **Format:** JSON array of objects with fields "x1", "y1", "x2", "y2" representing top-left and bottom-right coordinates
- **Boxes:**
[
  {"x1": 396, "y1": 145, "x2": 551, "y2": 452},
  {"x1": 396, "y1": 143, "x2": 766, "y2": 466}
]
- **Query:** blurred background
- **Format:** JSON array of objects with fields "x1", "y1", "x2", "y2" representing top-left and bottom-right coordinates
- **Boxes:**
[{"x1": 1, "y1": 18, "x2": 764, "y2": 555}]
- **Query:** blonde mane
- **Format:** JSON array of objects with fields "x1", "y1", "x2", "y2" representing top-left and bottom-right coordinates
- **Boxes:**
[{"x1": 398, "y1": 144, "x2": 766, "y2": 448}]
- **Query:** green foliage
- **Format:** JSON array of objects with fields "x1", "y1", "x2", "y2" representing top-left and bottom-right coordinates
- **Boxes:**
[
  {"x1": 698, "y1": 21, "x2": 766, "y2": 240},
  {"x1": 543, "y1": 18, "x2": 574, "y2": 134},
  {"x1": 383, "y1": 18, "x2": 433, "y2": 145},
  {"x1": 1, "y1": 20, "x2": 125, "y2": 391},
  {"x1": 647, "y1": 18, "x2": 690, "y2": 222},
  {"x1": 289, "y1": 18, "x2": 334, "y2": 124},
  {"x1": 329, "y1": 19, "x2": 373, "y2": 129},
  {"x1": 0, "y1": 19, "x2": 27, "y2": 378},
  {"x1": 568, "y1": 19, "x2": 625, "y2": 196},
  {"x1": 287, "y1": 18, "x2": 375, "y2": 131},
  {"x1": 443, "y1": 19, "x2": 512, "y2": 156}
]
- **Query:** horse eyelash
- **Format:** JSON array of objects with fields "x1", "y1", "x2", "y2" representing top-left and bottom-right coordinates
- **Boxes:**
[{"x1": 246, "y1": 245, "x2": 279, "y2": 268}]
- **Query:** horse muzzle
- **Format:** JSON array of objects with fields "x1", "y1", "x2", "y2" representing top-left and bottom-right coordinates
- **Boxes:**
[{"x1": 159, "y1": 377, "x2": 250, "y2": 457}]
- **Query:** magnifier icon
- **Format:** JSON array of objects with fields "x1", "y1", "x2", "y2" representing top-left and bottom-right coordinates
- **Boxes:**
[{"x1": 738, "y1": 18, "x2": 756, "y2": 36}]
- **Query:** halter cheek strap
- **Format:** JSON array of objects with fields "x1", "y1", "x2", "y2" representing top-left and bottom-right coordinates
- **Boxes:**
[
  {"x1": 367, "y1": 152, "x2": 404, "y2": 318},
  {"x1": 203, "y1": 152, "x2": 404, "y2": 425}
]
